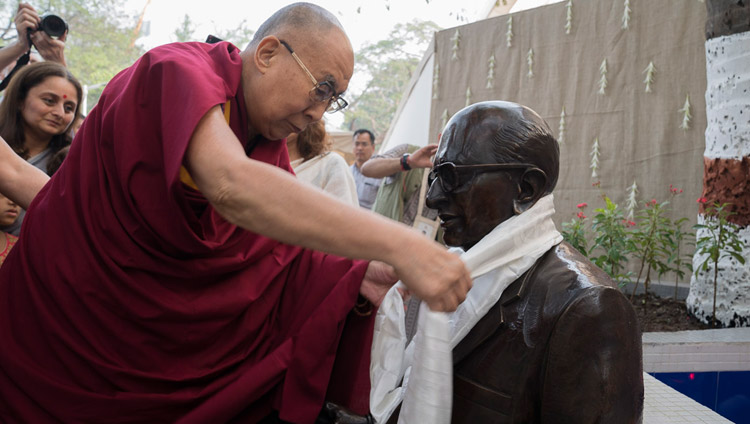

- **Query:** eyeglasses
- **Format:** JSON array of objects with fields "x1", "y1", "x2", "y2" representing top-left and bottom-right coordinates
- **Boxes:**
[
  {"x1": 279, "y1": 40, "x2": 348, "y2": 113},
  {"x1": 428, "y1": 161, "x2": 534, "y2": 193}
]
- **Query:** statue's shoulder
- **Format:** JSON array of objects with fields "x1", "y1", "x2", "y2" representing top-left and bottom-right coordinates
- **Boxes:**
[
  {"x1": 543, "y1": 242, "x2": 618, "y2": 290},
  {"x1": 522, "y1": 242, "x2": 626, "y2": 321}
]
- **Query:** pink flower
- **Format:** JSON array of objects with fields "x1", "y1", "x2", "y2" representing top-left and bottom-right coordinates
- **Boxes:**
[
  {"x1": 577, "y1": 202, "x2": 588, "y2": 209},
  {"x1": 651, "y1": 199, "x2": 657, "y2": 205},
  {"x1": 577, "y1": 211, "x2": 587, "y2": 219}
]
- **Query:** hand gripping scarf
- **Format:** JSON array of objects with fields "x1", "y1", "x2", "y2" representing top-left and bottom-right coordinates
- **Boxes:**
[{"x1": 370, "y1": 194, "x2": 563, "y2": 423}]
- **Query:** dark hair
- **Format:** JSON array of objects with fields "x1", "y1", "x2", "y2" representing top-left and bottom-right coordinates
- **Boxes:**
[
  {"x1": 46, "y1": 145, "x2": 70, "y2": 176},
  {"x1": 353, "y1": 128, "x2": 375, "y2": 145},
  {"x1": 294, "y1": 120, "x2": 331, "y2": 161},
  {"x1": 0, "y1": 62, "x2": 83, "y2": 160},
  {"x1": 488, "y1": 107, "x2": 559, "y2": 194}
]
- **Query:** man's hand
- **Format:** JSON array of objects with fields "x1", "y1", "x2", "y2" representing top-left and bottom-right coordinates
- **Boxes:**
[
  {"x1": 360, "y1": 261, "x2": 397, "y2": 307},
  {"x1": 407, "y1": 144, "x2": 438, "y2": 169},
  {"x1": 360, "y1": 144, "x2": 438, "y2": 178},
  {"x1": 389, "y1": 235, "x2": 472, "y2": 312},
  {"x1": 14, "y1": 3, "x2": 40, "y2": 52},
  {"x1": 30, "y1": 30, "x2": 67, "y2": 66}
]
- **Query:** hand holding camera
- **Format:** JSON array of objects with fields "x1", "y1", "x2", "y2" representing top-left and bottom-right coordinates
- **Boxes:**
[{"x1": 14, "y1": 3, "x2": 67, "y2": 65}]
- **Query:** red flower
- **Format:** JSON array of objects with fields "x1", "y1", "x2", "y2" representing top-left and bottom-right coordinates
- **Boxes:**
[
  {"x1": 592, "y1": 181, "x2": 601, "y2": 188},
  {"x1": 577, "y1": 211, "x2": 587, "y2": 219},
  {"x1": 651, "y1": 199, "x2": 657, "y2": 205},
  {"x1": 697, "y1": 197, "x2": 707, "y2": 204},
  {"x1": 577, "y1": 202, "x2": 588, "y2": 209}
]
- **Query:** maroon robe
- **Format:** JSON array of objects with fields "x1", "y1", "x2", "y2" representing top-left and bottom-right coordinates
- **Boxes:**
[{"x1": 0, "y1": 42, "x2": 371, "y2": 423}]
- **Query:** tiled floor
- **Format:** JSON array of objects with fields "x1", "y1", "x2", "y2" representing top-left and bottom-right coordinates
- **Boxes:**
[
  {"x1": 643, "y1": 328, "x2": 750, "y2": 373},
  {"x1": 643, "y1": 373, "x2": 733, "y2": 423}
]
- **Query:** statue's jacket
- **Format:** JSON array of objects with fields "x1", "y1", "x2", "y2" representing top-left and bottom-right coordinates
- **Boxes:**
[{"x1": 451, "y1": 242, "x2": 644, "y2": 423}]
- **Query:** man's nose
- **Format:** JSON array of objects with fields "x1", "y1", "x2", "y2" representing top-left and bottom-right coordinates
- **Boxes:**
[
  {"x1": 425, "y1": 177, "x2": 446, "y2": 209},
  {"x1": 304, "y1": 101, "x2": 328, "y2": 123}
]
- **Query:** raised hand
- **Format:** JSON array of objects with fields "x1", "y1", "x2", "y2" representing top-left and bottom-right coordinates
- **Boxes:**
[
  {"x1": 14, "y1": 3, "x2": 41, "y2": 51},
  {"x1": 30, "y1": 30, "x2": 67, "y2": 66},
  {"x1": 389, "y1": 235, "x2": 471, "y2": 312},
  {"x1": 408, "y1": 144, "x2": 438, "y2": 169}
]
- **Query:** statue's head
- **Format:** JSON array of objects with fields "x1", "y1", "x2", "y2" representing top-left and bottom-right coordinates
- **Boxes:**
[{"x1": 426, "y1": 101, "x2": 559, "y2": 251}]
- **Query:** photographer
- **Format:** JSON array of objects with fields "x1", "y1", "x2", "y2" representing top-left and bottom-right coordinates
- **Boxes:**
[{"x1": 0, "y1": 3, "x2": 67, "y2": 75}]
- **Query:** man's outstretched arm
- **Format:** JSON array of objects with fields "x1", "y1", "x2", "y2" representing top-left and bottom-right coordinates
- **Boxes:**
[
  {"x1": 0, "y1": 136, "x2": 49, "y2": 209},
  {"x1": 360, "y1": 144, "x2": 437, "y2": 178},
  {"x1": 184, "y1": 106, "x2": 471, "y2": 312}
]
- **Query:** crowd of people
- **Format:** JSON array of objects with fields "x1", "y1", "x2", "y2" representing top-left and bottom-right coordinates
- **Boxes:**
[
  {"x1": 0, "y1": 3, "x2": 79, "y2": 257},
  {"x1": 0, "y1": 2, "x2": 643, "y2": 422}
]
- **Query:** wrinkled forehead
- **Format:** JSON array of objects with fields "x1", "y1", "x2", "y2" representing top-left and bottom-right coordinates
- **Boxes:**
[{"x1": 290, "y1": 27, "x2": 353, "y2": 89}]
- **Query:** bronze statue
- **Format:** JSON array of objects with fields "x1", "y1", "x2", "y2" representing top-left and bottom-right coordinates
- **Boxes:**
[
  {"x1": 419, "y1": 101, "x2": 643, "y2": 423},
  {"x1": 322, "y1": 101, "x2": 644, "y2": 423}
]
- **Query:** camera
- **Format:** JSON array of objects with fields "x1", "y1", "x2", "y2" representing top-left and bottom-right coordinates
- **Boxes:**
[{"x1": 39, "y1": 14, "x2": 68, "y2": 38}]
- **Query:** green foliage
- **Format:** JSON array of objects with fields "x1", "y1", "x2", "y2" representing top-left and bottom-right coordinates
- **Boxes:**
[
  {"x1": 629, "y1": 199, "x2": 675, "y2": 299},
  {"x1": 561, "y1": 205, "x2": 588, "y2": 256},
  {"x1": 172, "y1": 14, "x2": 254, "y2": 48},
  {"x1": 564, "y1": 186, "x2": 700, "y2": 311},
  {"x1": 211, "y1": 19, "x2": 255, "y2": 50},
  {"x1": 693, "y1": 202, "x2": 746, "y2": 326},
  {"x1": 343, "y1": 19, "x2": 441, "y2": 136},
  {"x1": 590, "y1": 196, "x2": 632, "y2": 285},
  {"x1": 0, "y1": 0, "x2": 145, "y2": 113},
  {"x1": 174, "y1": 14, "x2": 197, "y2": 43}
]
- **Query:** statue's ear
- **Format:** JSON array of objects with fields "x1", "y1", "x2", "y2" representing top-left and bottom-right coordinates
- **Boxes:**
[{"x1": 513, "y1": 167, "x2": 547, "y2": 214}]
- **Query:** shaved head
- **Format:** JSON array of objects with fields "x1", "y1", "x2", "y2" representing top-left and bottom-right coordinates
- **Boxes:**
[
  {"x1": 239, "y1": 3, "x2": 354, "y2": 141},
  {"x1": 250, "y1": 2, "x2": 346, "y2": 47}
]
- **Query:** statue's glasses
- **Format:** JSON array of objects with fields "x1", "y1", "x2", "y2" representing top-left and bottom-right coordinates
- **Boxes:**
[
  {"x1": 279, "y1": 40, "x2": 348, "y2": 113},
  {"x1": 428, "y1": 161, "x2": 534, "y2": 193}
]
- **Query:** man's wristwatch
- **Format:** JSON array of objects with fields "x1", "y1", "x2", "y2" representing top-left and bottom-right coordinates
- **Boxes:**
[{"x1": 400, "y1": 153, "x2": 411, "y2": 171}]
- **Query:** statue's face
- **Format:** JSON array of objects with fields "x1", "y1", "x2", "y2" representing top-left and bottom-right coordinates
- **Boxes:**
[{"x1": 426, "y1": 112, "x2": 520, "y2": 251}]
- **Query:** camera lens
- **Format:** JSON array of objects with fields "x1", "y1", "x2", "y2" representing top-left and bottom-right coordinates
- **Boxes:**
[{"x1": 40, "y1": 14, "x2": 68, "y2": 38}]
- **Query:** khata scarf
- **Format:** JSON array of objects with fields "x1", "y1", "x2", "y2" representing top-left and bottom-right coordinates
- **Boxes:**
[{"x1": 370, "y1": 194, "x2": 562, "y2": 423}]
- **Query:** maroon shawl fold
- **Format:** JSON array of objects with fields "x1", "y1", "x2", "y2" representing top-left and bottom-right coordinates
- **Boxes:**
[{"x1": 0, "y1": 41, "x2": 370, "y2": 423}]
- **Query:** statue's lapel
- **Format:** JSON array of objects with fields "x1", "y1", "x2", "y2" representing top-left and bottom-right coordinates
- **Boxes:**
[{"x1": 452, "y1": 262, "x2": 538, "y2": 365}]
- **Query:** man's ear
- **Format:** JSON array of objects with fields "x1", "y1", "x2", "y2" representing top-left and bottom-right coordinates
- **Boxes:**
[
  {"x1": 513, "y1": 167, "x2": 547, "y2": 215},
  {"x1": 254, "y1": 36, "x2": 281, "y2": 74}
]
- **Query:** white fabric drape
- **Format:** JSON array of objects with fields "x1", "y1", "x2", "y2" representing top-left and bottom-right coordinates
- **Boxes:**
[
  {"x1": 370, "y1": 194, "x2": 563, "y2": 423},
  {"x1": 290, "y1": 152, "x2": 359, "y2": 207}
]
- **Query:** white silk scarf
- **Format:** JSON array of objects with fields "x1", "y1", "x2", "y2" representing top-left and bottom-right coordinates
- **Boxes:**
[{"x1": 370, "y1": 194, "x2": 563, "y2": 423}]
